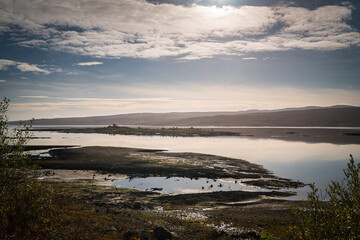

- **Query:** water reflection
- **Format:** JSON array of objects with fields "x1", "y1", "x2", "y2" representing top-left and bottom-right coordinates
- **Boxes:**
[
  {"x1": 28, "y1": 131, "x2": 360, "y2": 200},
  {"x1": 28, "y1": 131, "x2": 359, "y2": 163},
  {"x1": 113, "y1": 177, "x2": 269, "y2": 194}
]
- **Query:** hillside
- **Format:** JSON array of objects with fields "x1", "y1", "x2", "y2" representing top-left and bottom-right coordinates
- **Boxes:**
[
  {"x1": 11, "y1": 105, "x2": 360, "y2": 127},
  {"x1": 22, "y1": 111, "x2": 245, "y2": 125},
  {"x1": 167, "y1": 107, "x2": 360, "y2": 127}
]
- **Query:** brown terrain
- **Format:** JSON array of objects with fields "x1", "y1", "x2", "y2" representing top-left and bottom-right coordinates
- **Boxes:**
[{"x1": 28, "y1": 145, "x2": 306, "y2": 239}]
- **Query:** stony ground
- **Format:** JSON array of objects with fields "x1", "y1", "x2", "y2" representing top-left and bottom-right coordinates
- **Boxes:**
[{"x1": 48, "y1": 180, "x2": 301, "y2": 239}]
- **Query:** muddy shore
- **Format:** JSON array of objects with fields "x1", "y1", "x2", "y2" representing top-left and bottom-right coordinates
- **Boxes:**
[
  {"x1": 28, "y1": 145, "x2": 307, "y2": 239},
  {"x1": 31, "y1": 145, "x2": 304, "y2": 190}
]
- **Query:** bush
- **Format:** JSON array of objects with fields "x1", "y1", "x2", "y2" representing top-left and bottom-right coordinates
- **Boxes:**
[
  {"x1": 0, "y1": 98, "x2": 54, "y2": 239},
  {"x1": 290, "y1": 155, "x2": 360, "y2": 239}
]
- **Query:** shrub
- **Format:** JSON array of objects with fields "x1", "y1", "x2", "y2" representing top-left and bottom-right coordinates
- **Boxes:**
[
  {"x1": 290, "y1": 155, "x2": 360, "y2": 239},
  {"x1": 0, "y1": 97, "x2": 54, "y2": 239}
]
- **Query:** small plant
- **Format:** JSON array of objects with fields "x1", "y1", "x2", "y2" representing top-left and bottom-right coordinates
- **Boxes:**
[
  {"x1": 290, "y1": 155, "x2": 360, "y2": 239},
  {"x1": 261, "y1": 231, "x2": 279, "y2": 240}
]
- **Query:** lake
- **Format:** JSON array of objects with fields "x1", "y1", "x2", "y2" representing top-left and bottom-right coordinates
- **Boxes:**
[{"x1": 28, "y1": 128, "x2": 360, "y2": 200}]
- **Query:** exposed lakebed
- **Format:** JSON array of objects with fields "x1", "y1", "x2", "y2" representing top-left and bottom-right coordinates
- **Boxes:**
[
  {"x1": 22, "y1": 127, "x2": 359, "y2": 238},
  {"x1": 25, "y1": 127, "x2": 360, "y2": 200},
  {"x1": 29, "y1": 145, "x2": 304, "y2": 191}
]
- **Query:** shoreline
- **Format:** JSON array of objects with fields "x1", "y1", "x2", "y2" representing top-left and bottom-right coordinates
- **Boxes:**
[
  {"x1": 30, "y1": 145, "x2": 305, "y2": 190},
  {"x1": 29, "y1": 145, "x2": 307, "y2": 238},
  {"x1": 214, "y1": 127, "x2": 360, "y2": 144},
  {"x1": 28, "y1": 125, "x2": 360, "y2": 144}
]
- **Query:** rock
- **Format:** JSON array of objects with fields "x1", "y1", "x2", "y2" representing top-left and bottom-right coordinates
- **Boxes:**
[
  {"x1": 121, "y1": 230, "x2": 138, "y2": 240},
  {"x1": 108, "y1": 226, "x2": 117, "y2": 232},
  {"x1": 43, "y1": 170, "x2": 52, "y2": 176},
  {"x1": 133, "y1": 202, "x2": 142, "y2": 210},
  {"x1": 153, "y1": 226, "x2": 172, "y2": 240}
]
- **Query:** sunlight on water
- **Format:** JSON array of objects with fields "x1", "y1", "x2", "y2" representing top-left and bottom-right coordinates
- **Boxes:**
[
  {"x1": 28, "y1": 131, "x2": 359, "y2": 163},
  {"x1": 28, "y1": 131, "x2": 360, "y2": 200}
]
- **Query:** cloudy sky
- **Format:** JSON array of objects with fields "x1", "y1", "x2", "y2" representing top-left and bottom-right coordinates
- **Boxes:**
[{"x1": 1, "y1": 0, "x2": 360, "y2": 120}]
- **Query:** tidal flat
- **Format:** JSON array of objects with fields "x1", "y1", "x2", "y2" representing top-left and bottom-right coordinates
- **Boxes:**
[
  {"x1": 30, "y1": 146, "x2": 304, "y2": 189},
  {"x1": 28, "y1": 145, "x2": 306, "y2": 239}
]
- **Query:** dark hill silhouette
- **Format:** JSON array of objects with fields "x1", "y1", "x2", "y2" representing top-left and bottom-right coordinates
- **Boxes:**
[
  {"x1": 166, "y1": 107, "x2": 360, "y2": 127},
  {"x1": 10, "y1": 105, "x2": 360, "y2": 127}
]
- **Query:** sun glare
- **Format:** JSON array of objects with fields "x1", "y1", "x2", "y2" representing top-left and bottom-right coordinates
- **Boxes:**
[{"x1": 205, "y1": 5, "x2": 233, "y2": 17}]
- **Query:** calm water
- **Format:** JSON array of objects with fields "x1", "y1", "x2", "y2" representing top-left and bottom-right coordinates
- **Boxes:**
[
  {"x1": 113, "y1": 177, "x2": 269, "y2": 194},
  {"x1": 28, "y1": 129, "x2": 360, "y2": 200}
]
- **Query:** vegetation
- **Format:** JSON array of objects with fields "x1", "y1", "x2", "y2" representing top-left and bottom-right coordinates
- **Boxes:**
[
  {"x1": 0, "y1": 98, "x2": 54, "y2": 239},
  {"x1": 290, "y1": 155, "x2": 360, "y2": 239},
  {"x1": 4, "y1": 96, "x2": 360, "y2": 239},
  {"x1": 31, "y1": 125, "x2": 242, "y2": 137}
]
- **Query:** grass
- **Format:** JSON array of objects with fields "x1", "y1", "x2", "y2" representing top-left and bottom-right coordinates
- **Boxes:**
[{"x1": 46, "y1": 181, "x2": 301, "y2": 239}]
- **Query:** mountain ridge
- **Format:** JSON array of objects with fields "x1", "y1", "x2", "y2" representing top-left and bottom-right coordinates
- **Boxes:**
[{"x1": 10, "y1": 105, "x2": 360, "y2": 127}]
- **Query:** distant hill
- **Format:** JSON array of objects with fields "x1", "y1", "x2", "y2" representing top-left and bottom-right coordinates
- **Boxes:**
[
  {"x1": 16, "y1": 111, "x2": 247, "y2": 126},
  {"x1": 166, "y1": 107, "x2": 360, "y2": 127},
  {"x1": 10, "y1": 105, "x2": 360, "y2": 127}
]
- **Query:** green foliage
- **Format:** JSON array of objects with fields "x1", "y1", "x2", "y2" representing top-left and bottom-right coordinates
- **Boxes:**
[
  {"x1": 0, "y1": 97, "x2": 54, "y2": 239},
  {"x1": 290, "y1": 155, "x2": 360, "y2": 239},
  {"x1": 261, "y1": 231, "x2": 280, "y2": 240}
]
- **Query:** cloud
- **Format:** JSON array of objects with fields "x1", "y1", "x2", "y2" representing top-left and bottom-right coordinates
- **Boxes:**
[
  {"x1": 77, "y1": 61, "x2": 103, "y2": 66},
  {"x1": 11, "y1": 83, "x2": 360, "y2": 116},
  {"x1": 10, "y1": 97, "x2": 173, "y2": 113},
  {"x1": 0, "y1": 80, "x2": 6, "y2": 83},
  {"x1": 0, "y1": 59, "x2": 52, "y2": 74},
  {"x1": 242, "y1": 57, "x2": 257, "y2": 60},
  {"x1": 19, "y1": 95, "x2": 169, "y2": 102},
  {"x1": 0, "y1": 1, "x2": 358, "y2": 60},
  {"x1": 66, "y1": 71, "x2": 79, "y2": 75},
  {"x1": 0, "y1": 59, "x2": 17, "y2": 70},
  {"x1": 19, "y1": 96, "x2": 50, "y2": 99},
  {"x1": 17, "y1": 63, "x2": 50, "y2": 74}
]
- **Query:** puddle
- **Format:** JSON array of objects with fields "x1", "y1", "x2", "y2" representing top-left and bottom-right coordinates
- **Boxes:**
[
  {"x1": 26, "y1": 146, "x2": 80, "y2": 158},
  {"x1": 37, "y1": 169, "x2": 127, "y2": 185},
  {"x1": 27, "y1": 150, "x2": 52, "y2": 157},
  {"x1": 113, "y1": 177, "x2": 271, "y2": 194}
]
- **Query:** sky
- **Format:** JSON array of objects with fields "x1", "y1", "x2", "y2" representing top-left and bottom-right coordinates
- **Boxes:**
[{"x1": 1, "y1": 0, "x2": 360, "y2": 120}]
